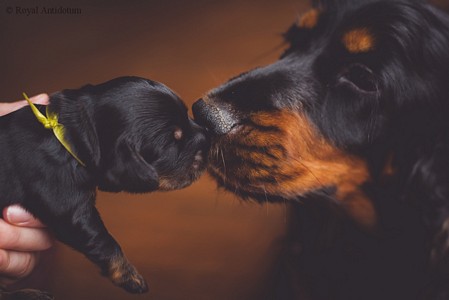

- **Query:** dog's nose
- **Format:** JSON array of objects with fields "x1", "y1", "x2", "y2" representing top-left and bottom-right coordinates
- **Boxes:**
[{"x1": 192, "y1": 98, "x2": 238, "y2": 135}]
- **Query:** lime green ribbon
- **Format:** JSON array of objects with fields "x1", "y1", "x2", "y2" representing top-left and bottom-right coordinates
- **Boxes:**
[{"x1": 23, "y1": 92, "x2": 86, "y2": 167}]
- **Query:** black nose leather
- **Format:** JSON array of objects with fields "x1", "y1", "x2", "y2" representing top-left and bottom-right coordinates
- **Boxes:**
[{"x1": 192, "y1": 99, "x2": 238, "y2": 135}]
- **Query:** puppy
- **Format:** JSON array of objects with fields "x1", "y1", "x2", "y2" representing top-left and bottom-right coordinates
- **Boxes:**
[
  {"x1": 193, "y1": 0, "x2": 449, "y2": 299},
  {"x1": 0, "y1": 76, "x2": 208, "y2": 295}
]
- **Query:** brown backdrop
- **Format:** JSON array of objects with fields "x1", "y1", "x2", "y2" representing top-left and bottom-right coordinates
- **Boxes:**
[{"x1": 1, "y1": 0, "x2": 448, "y2": 299}]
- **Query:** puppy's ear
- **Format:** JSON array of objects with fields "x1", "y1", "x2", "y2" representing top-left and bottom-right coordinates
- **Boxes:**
[{"x1": 98, "y1": 138, "x2": 159, "y2": 193}]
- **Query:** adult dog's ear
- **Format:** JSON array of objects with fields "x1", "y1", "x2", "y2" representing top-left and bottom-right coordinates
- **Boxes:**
[
  {"x1": 405, "y1": 143, "x2": 449, "y2": 298},
  {"x1": 50, "y1": 87, "x2": 101, "y2": 168},
  {"x1": 98, "y1": 137, "x2": 159, "y2": 193}
]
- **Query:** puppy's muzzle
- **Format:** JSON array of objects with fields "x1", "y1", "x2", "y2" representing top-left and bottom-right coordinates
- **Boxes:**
[{"x1": 192, "y1": 98, "x2": 239, "y2": 135}]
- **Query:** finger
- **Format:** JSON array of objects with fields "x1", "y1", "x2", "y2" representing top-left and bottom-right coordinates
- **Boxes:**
[
  {"x1": 0, "y1": 93, "x2": 49, "y2": 117},
  {"x1": 3, "y1": 205, "x2": 46, "y2": 228},
  {"x1": 28, "y1": 93, "x2": 50, "y2": 105},
  {"x1": 0, "y1": 219, "x2": 53, "y2": 251},
  {"x1": 0, "y1": 249, "x2": 38, "y2": 280},
  {"x1": 0, "y1": 102, "x2": 26, "y2": 116}
]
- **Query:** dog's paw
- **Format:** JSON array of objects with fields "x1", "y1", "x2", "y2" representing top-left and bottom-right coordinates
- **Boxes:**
[
  {"x1": 118, "y1": 270, "x2": 148, "y2": 294},
  {"x1": 1, "y1": 289, "x2": 54, "y2": 300},
  {"x1": 107, "y1": 255, "x2": 149, "y2": 294}
]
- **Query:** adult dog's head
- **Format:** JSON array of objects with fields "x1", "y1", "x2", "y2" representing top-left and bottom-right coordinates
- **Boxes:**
[
  {"x1": 193, "y1": 0, "x2": 449, "y2": 296},
  {"x1": 50, "y1": 76, "x2": 208, "y2": 193},
  {"x1": 193, "y1": 0, "x2": 449, "y2": 227}
]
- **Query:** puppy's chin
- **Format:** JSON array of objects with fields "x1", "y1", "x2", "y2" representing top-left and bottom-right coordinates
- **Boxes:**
[
  {"x1": 158, "y1": 169, "x2": 206, "y2": 191},
  {"x1": 156, "y1": 148, "x2": 208, "y2": 191}
]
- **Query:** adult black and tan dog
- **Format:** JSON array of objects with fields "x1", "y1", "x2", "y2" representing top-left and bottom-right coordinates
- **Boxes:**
[
  {"x1": 193, "y1": 0, "x2": 449, "y2": 299},
  {"x1": 0, "y1": 76, "x2": 208, "y2": 296}
]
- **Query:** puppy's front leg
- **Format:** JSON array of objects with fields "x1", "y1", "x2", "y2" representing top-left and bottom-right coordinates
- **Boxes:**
[{"x1": 47, "y1": 203, "x2": 148, "y2": 294}]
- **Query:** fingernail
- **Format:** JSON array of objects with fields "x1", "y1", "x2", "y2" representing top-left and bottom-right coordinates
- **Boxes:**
[{"x1": 5, "y1": 205, "x2": 33, "y2": 225}]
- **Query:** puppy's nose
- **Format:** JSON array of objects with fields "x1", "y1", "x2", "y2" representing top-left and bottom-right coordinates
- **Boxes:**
[{"x1": 192, "y1": 98, "x2": 238, "y2": 135}]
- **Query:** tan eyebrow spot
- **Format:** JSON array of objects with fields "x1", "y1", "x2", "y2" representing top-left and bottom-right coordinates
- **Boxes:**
[
  {"x1": 343, "y1": 28, "x2": 375, "y2": 53},
  {"x1": 174, "y1": 127, "x2": 183, "y2": 140},
  {"x1": 298, "y1": 9, "x2": 320, "y2": 29}
]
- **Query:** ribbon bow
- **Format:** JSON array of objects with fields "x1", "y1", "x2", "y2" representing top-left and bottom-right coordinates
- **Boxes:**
[{"x1": 23, "y1": 92, "x2": 86, "y2": 167}]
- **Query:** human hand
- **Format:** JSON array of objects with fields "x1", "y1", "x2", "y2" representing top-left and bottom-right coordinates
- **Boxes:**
[
  {"x1": 0, "y1": 205, "x2": 53, "y2": 286},
  {"x1": 0, "y1": 94, "x2": 49, "y2": 117}
]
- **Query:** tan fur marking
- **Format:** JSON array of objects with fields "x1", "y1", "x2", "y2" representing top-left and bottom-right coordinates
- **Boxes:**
[
  {"x1": 159, "y1": 177, "x2": 176, "y2": 191},
  {"x1": 298, "y1": 9, "x2": 320, "y2": 29},
  {"x1": 343, "y1": 28, "x2": 375, "y2": 53},
  {"x1": 108, "y1": 255, "x2": 145, "y2": 289},
  {"x1": 109, "y1": 256, "x2": 128, "y2": 284},
  {"x1": 212, "y1": 111, "x2": 377, "y2": 229},
  {"x1": 382, "y1": 153, "x2": 396, "y2": 177}
]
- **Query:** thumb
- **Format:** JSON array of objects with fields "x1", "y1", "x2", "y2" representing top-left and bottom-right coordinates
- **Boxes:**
[{"x1": 3, "y1": 205, "x2": 46, "y2": 228}]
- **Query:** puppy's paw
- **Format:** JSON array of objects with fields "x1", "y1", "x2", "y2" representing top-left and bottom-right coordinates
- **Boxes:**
[
  {"x1": 118, "y1": 271, "x2": 148, "y2": 294},
  {"x1": 107, "y1": 255, "x2": 149, "y2": 294},
  {"x1": 1, "y1": 289, "x2": 54, "y2": 300}
]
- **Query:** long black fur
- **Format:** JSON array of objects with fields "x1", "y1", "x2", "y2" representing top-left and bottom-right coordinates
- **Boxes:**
[
  {"x1": 193, "y1": 0, "x2": 449, "y2": 299},
  {"x1": 0, "y1": 76, "x2": 208, "y2": 295}
]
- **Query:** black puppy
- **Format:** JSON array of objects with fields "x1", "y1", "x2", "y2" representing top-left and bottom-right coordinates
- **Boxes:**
[{"x1": 0, "y1": 76, "x2": 208, "y2": 295}]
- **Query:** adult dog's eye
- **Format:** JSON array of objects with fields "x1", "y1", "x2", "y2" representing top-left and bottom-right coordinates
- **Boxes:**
[{"x1": 337, "y1": 64, "x2": 378, "y2": 93}]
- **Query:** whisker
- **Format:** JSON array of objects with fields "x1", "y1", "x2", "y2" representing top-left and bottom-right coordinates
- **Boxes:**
[
  {"x1": 263, "y1": 185, "x2": 269, "y2": 216},
  {"x1": 283, "y1": 197, "x2": 287, "y2": 224},
  {"x1": 296, "y1": 157, "x2": 325, "y2": 188},
  {"x1": 214, "y1": 189, "x2": 220, "y2": 210},
  {"x1": 220, "y1": 148, "x2": 227, "y2": 179},
  {"x1": 205, "y1": 68, "x2": 224, "y2": 85},
  {"x1": 248, "y1": 41, "x2": 287, "y2": 66}
]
